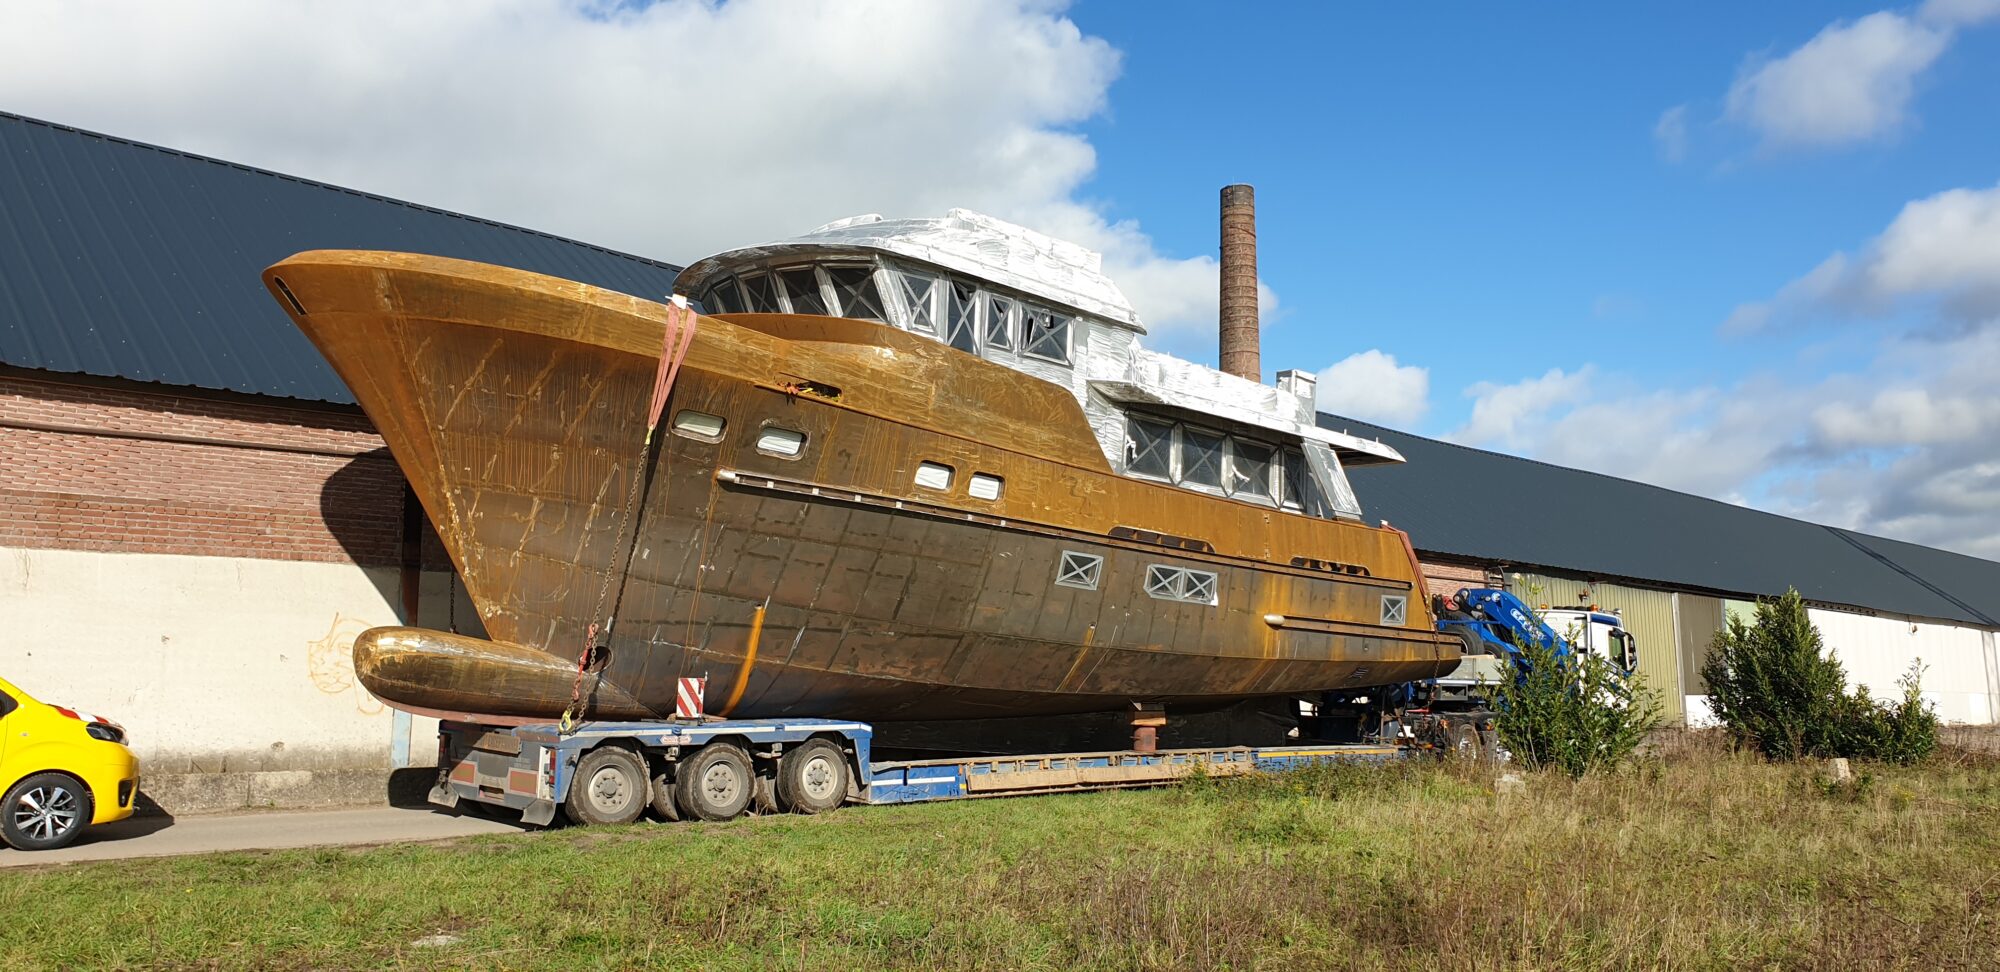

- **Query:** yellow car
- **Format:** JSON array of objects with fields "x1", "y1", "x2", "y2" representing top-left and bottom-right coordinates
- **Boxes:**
[{"x1": 1, "y1": 675, "x2": 140, "y2": 851}]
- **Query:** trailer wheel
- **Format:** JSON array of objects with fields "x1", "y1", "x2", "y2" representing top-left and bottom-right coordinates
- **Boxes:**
[
  {"x1": 675, "y1": 742, "x2": 754, "y2": 822},
  {"x1": 564, "y1": 746, "x2": 647, "y2": 826},
  {"x1": 776, "y1": 739, "x2": 849, "y2": 814},
  {"x1": 649, "y1": 771, "x2": 680, "y2": 822}
]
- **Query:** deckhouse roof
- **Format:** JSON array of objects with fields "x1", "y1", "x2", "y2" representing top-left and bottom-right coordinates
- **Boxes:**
[{"x1": 676, "y1": 209, "x2": 1146, "y2": 333}]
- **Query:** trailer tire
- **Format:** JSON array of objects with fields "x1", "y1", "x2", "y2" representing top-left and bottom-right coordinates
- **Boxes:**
[
  {"x1": 675, "y1": 742, "x2": 754, "y2": 822},
  {"x1": 649, "y1": 771, "x2": 680, "y2": 822},
  {"x1": 564, "y1": 746, "x2": 648, "y2": 827},
  {"x1": 776, "y1": 739, "x2": 849, "y2": 814}
]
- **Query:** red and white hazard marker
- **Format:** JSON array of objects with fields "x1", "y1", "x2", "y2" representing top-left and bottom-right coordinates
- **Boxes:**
[{"x1": 675, "y1": 676, "x2": 707, "y2": 720}]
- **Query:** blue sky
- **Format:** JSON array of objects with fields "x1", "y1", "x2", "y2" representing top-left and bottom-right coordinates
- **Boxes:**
[
  {"x1": 1065, "y1": 1, "x2": 2000, "y2": 430},
  {"x1": 3, "y1": 0, "x2": 1996, "y2": 556}
]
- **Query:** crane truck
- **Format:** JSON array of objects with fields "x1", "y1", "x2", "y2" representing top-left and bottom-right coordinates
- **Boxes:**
[{"x1": 1303, "y1": 587, "x2": 1640, "y2": 757}]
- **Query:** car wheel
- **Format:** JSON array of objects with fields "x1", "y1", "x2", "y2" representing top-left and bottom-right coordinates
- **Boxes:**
[
  {"x1": 562, "y1": 746, "x2": 647, "y2": 827},
  {"x1": 3, "y1": 772, "x2": 93, "y2": 851},
  {"x1": 675, "y1": 742, "x2": 753, "y2": 822},
  {"x1": 776, "y1": 739, "x2": 849, "y2": 814}
]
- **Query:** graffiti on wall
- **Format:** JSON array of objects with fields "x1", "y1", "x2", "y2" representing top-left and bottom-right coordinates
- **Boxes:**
[{"x1": 306, "y1": 612, "x2": 386, "y2": 716}]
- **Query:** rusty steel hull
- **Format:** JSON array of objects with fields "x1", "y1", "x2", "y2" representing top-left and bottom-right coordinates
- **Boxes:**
[{"x1": 263, "y1": 251, "x2": 1457, "y2": 722}]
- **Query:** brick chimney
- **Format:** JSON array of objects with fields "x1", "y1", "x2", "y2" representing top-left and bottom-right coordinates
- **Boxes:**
[{"x1": 1219, "y1": 184, "x2": 1260, "y2": 382}]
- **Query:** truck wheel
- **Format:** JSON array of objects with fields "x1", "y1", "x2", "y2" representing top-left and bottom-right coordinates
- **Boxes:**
[
  {"x1": 1448, "y1": 722, "x2": 1482, "y2": 761},
  {"x1": 675, "y1": 742, "x2": 753, "y2": 822},
  {"x1": 564, "y1": 746, "x2": 647, "y2": 826},
  {"x1": 776, "y1": 739, "x2": 849, "y2": 814},
  {"x1": 3, "y1": 772, "x2": 93, "y2": 851}
]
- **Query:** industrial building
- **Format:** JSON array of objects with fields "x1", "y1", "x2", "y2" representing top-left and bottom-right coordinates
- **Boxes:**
[{"x1": 4, "y1": 110, "x2": 1996, "y2": 809}]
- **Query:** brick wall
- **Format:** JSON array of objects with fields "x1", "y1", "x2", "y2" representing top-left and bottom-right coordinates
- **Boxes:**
[
  {"x1": 0, "y1": 373, "x2": 408, "y2": 566},
  {"x1": 1418, "y1": 557, "x2": 1493, "y2": 601}
]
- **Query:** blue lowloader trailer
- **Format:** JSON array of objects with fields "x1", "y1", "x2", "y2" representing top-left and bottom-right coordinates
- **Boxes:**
[{"x1": 430, "y1": 718, "x2": 1403, "y2": 827}]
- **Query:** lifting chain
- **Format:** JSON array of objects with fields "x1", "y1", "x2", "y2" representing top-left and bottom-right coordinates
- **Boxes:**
[{"x1": 560, "y1": 295, "x2": 698, "y2": 734}]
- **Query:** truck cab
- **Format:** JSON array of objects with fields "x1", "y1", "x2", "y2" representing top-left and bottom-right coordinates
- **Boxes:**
[{"x1": 1541, "y1": 607, "x2": 1639, "y2": 673}]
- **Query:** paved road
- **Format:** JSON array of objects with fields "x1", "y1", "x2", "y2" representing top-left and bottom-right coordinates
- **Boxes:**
[{"x1": 0, "y1": 805, "x2": 527, "y2": 867}]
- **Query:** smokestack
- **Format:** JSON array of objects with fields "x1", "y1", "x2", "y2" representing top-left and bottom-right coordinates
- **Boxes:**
[{"x1": 1219, "y1": 184, "x2": 1260, "y2": 382}]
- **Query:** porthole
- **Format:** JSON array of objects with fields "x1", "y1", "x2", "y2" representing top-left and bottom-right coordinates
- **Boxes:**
[
  {"x1": 756, "y1": 426, "x2": 807, "y2": 458},
  {"x1": 670, "y1": 410, "x2": 726, "y2": 442},
  {"x1": 968, "y1": 472, "x2": 1003, "y2": 501},
  {"x1": 914, "y1": 461, "x2": 954, "y2": 491}
]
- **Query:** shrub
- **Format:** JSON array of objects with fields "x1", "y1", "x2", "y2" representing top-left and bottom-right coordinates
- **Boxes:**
[
  {"x1": 1491, "y1": 629, "x2": 1662, "y2": 779},
  {"x1": 1700, "y1": 589, "x2": 1938, "y2": 764}
]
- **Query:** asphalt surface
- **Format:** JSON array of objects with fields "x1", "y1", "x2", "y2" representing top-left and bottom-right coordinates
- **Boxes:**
[{"x1": 0, "y1": 804, "x2": 527, "y2": 867}]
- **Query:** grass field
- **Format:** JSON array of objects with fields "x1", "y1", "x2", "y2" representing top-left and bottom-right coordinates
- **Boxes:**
[{"x1": 7, "y1": 738, "x2": 2000, "y2": 971}]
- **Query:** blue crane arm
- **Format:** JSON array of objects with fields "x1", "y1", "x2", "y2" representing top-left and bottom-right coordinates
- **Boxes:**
[{"x1": 1435, "y1": 587, "x2": 1572, "y2": 665}]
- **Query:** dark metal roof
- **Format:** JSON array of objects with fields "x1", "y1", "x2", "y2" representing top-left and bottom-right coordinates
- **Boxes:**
[
  {"x1": 1331, "y1": 413, "x2": 2000, "y2": 627},
  {"x1": 0, "y1": 111, "x2": 683, "y2": 404}
]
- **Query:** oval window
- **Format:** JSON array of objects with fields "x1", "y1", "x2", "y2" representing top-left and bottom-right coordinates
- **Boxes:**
[
  {"x1": 969, "y1": 473, "x2": 1003, "y2": 501},
  {"x1": 914, "y1": 461, "x2": 954, "y2": 490},
  {"x1": 671, "y1": 410, "x2": 725, "y2": 442},
  {"x1": 756, "y1": 427, "x2": 806, "y2": 457}
]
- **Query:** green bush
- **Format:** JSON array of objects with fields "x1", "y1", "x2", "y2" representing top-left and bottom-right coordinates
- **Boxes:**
[
  {"x1": 1700, "y1": 589, "x2": 1937, "y2": 764},
  {"x1": 1491, "y1": 630, "x2": 1661, "y2": 779}
]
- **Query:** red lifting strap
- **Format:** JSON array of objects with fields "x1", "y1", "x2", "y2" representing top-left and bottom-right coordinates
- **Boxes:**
[{"x1": 645, "y1": 296, "x2": 699, "y2": 442}]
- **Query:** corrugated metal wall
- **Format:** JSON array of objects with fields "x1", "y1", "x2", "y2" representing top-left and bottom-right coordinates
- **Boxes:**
[
  {"x1": 1808, "y1": 607, "x2": 1996, "y2": 725},
  {"x1": 1509, "y1": 572, "x2": 1684, "y2": 722},
  {"x1": 1676, "y1": 594, "x2": 1723, "y2": 694}
]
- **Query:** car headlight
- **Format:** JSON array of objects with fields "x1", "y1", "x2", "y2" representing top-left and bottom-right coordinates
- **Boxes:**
[{"x1": 86, "y1": 722, "x2": 126, "y2": 744}]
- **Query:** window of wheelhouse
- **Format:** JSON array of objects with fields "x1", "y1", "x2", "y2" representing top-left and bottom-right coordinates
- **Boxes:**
[
  {"x1": 779, "y1": 267, "x2": 828, "y2": 315},
  {"x1": 823, "y1": 265, "x2": 886, "y2": 322},
  {"x1": 701, "y1": 277, "x2": 744, "y2": 315},
  {"x1": 739, "y1": 272, "x2": 780, "y2": 313},
  {"x1": 880, "y1": 264, "x2": 1076, "y2": 367}
]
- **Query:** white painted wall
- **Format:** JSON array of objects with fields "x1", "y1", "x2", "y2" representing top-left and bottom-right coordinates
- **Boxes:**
[
  {"x1": 1809, "y1": 607, "x2": 1998, "y2": 725},
  {"x1": 1, "y1": 545, "x2": 450, "y2": 772}
]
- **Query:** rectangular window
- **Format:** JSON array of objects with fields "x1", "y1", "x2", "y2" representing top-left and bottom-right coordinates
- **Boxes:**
[
  {"x1": 1125, "y1": 416, "x2": 1174, "y2": 480},
  {"x1": 670, "y1": 410, "x2": 725, "y2": 442},
  {"x1": 1229, "y1": 438, "x2": 1275, "y2": 503},
  {"x1": 1055, "y1": 551, "x2": 1103, "y2": 590},
  {"x1": 914, "y1": 461, "x2": 954, "y2": 490},
  {"x1": 1144, "y1": 565, "x2": 1219, "y2": 605},
  {"x1": 756, "y1": 426, "x2": 806, "y2": 457},
  {"x1": 825, "y1": 265, "x2": 886, "y2": 322},
  {"x1": 779, "y1": 267, "x2": 828, "y2": 315},
  {"x1": 1180, "y1": 427, "x2": 1225, "y2": 490},
  {"x1": 1021, "y1": 305, "x2": 1070, "y2": 364},
  {"x1": 968, "y1": 472, "x2": 1003, "y2": 501},
  {"x1": 897, "y1": 270, "x2": 939, "y2": 333},
  {"x1": 945, "y1": 280, "x2": 979, "y2": 353},
  {"x1": 739, "y1": 272, "x2": 779, "y2": 313},
  {"x1": 1280, "y1": 447, "x2": 1307, "y2": 511},
  {"x1": 982, "y1": 292, "x2": 1016, "y2": 351}
]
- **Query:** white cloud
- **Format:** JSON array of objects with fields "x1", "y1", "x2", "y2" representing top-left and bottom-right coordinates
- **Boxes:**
[
  {"x1": 1451, "y1": 367, "x2": 1595, "y2": 448},
  {"x1": 1313, "y1": 350, "x2": 1430, "y2": 426},
  {"x1": 1724, "y1": 11, "x2": 1950, "y2": 149},
  {"x1": 1919, "y1": 0, "x2": 2000, "y2": 27},
  {"x1": 0, "y1": 0, "x2": 1252, "y2": 347},
  {"x1": 1653, "y1": 104, "x2": 1689, "y2": 162},
  {"x1": 1726, "y1": 180, "x2": 2000, "y2": 331}
]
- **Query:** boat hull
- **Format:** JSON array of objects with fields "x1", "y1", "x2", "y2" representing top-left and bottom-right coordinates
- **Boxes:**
[{"x1": 264, "y1": 251, "x2": 1457, "y2": 722}]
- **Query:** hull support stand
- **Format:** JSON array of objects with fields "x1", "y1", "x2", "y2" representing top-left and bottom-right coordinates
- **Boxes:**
[{"x1": 1130, "y1": 702, "x2": 1166, "y2": 754}]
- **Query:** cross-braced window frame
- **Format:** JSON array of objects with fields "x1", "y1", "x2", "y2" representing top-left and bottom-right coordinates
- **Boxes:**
[
  {"x1": 1144, "y1": 564, "x2": 1219, "y2": 605},
  {"x1": 1055, "y1": 551, "x2": 1103, "y2": 591}
]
